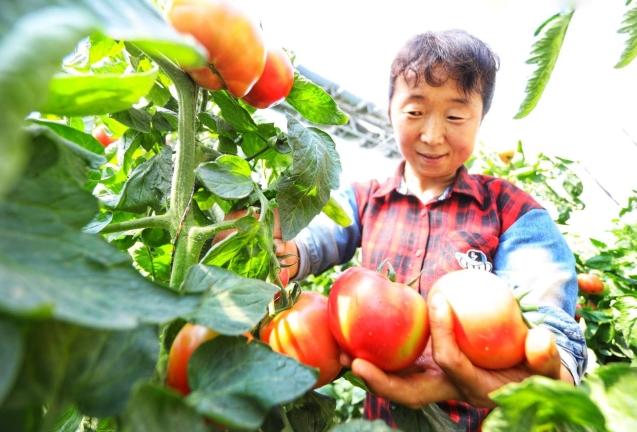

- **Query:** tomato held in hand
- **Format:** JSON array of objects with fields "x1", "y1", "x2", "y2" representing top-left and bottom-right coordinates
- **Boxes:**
[
  {"x1": 431, "y1": 269, "x2": 528, "y2": 370},
  {"x1": 92, "y1": 124, "x2": 116, "y2": 147},
  {"x1": 242, "y1": 47, "x2": 295, "y2": 109},
  {"x1": 167, "y1": 0, "x2": 266, "y2": 97},
  {"x1": 327, "y1": 267, "x2": 430, "y2": 372},
  {"x1": 577, "y1": 273, "x2": 604, "y2": 295},
  {"x1": 166, "y1": 323, "x2": 218, "y2": 395},
  {"x1": 260, "y1": 291, "x2": 341, "y2": 387}
]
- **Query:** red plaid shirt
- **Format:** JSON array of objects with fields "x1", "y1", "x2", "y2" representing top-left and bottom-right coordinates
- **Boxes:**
[
  {"x1": 353, "y1": 162, "x2": 540, "y2": 431},
  {"x1": 294, "y1": 161, "x2": 581, "y2": 431}
]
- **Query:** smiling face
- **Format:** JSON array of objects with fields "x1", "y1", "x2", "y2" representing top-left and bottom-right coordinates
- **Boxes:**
[{"x1": 389, "y1": 72, "x2": 483, "y2": 195}]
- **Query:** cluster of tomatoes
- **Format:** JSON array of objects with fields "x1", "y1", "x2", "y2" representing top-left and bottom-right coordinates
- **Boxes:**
[
  {"x1": 168, "y1": 0, "x2": 295, "y2": 109},
  {"x1": 166, "y1": 267, "x2": 543, "y2": 396}
]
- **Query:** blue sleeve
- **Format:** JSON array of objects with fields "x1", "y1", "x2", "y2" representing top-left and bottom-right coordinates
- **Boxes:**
[
  {"x1": 493, "y1": 208, "x2": 588, "y2": 383},
  {"x1": 293, "y1": 186, "x2": 362, "y2": 279}
]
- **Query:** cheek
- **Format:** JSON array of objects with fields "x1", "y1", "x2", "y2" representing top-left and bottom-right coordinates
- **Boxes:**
[
  {"x1": 447, "y1": 129, "x2": 477, "y2": 157},
  {"x1": 393, "y1": 122, "x2": 420, "y2": 152}
]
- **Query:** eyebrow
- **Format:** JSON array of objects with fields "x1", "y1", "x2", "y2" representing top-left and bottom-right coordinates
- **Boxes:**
[{"x1": 404, "y1": 94, "x2": 471, "y2": 105}]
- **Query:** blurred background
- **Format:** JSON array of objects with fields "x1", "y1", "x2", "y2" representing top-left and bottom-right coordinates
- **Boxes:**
[{"x1": 257, "y1": 0, "x2": 637, "y2": 237}]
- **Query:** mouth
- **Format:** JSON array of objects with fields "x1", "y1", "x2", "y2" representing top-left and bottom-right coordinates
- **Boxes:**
[{"x1": 417, "y1": 152, "x2": 447, "y2": 161}]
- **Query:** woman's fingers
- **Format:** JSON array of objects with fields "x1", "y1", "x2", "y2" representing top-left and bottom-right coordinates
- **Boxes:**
[{"x1": 525, "y1": 326, "x2": 561, "y2": 379}]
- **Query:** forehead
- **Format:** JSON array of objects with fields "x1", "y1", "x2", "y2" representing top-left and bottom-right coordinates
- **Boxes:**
[{"x1": 392, "y1": 73, "x2": 481, "y2": 107}]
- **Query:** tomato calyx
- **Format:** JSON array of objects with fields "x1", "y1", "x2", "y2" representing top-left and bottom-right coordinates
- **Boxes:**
[
  {"x1": 266, "y1": 282, "x2": 302, "y2": 319},
  {"x1": 508, "y1": 286, "x2": 541, "y2": 329},
  {"x1": 376, "y1": 258, "x2": 397, "y2": 282}
]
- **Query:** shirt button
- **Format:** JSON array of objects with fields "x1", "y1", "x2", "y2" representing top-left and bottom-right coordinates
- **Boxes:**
[{"x1": 415, "y1": 249, "x2": 423, "y2": 257}]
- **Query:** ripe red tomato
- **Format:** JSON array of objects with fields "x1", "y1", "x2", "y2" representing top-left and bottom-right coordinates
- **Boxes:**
[
  {"x1": 92, "y1": 124, "x2": 116, "y2": 147},
  {"x1": 242, "y1": 47, "x2": 295, "y2": 109},
  {"x1": 577, "y1": 273, "x2": 604, "y2": 295},
  {"x1": 431, "y1": 269, "x2": 528, "y2": 369},
  {"x1": 168, "y1": 0, "x2": 266, "y2": 97},
  {"x1": 260, "y1": 291, "x2": 341, "y2": 387},
  {"x1": 327, "y1": 267, "x2": 430, "y2": 372},
  {"x1": 166, "y1": 323, "x2": 218, "y2": 395}
]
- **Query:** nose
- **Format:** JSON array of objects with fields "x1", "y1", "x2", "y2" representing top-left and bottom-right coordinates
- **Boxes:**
[{"x1": 419, "y1": 117, "x2": 445, "y2": 145}]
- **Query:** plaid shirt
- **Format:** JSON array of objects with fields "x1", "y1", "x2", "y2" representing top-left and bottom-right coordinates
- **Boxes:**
[{"x1": 294, "y1": 162, "x2": 586, "y2": 431}]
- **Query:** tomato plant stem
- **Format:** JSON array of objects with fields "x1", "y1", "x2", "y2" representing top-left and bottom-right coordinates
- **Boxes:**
[
  {"x1": 186, "y1": 219, "x2": 241, "y2": 271},
  {"x1": 152, "y1": 55, "x2": 200, "y2": 289},
  {"x1": 101, "y1": 214, "x2": 171, "y2": 234}
]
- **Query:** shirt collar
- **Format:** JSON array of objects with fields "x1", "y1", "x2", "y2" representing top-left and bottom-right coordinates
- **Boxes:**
[
  {"x1": 371, "y1": 161, "x2": 485, "y2": 206},
  {"x1": 449, "y1": 165, "x2": 485, "y2": 206}
]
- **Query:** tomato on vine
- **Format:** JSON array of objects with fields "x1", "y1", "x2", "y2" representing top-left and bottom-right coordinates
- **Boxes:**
[
  {"x1": 577, "y1": 272, "x2": 604, "y2": 295},
  {"x1": 260, "y1": 290, "x2": 341, "y2": 387},
  {"x1": 92, "y1": 124, "x2": 116, "y2": 147},
  {"x1": 242, "y1": 47, "x2": 295, "y2": 109},
  {"x1": 166, "y1": 323, "x2": 218, "y2": 395},
  {"x1": 167, "y1": 0, "x2": 266, "y2": 97}
]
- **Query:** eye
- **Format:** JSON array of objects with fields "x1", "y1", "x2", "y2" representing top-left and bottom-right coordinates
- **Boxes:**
[
  {"x1": 405, "y1": 110, "x2": 422, "y2": 117},
  {"x1": 448, "y1": 115, "x2": 465, "y2": 121}
]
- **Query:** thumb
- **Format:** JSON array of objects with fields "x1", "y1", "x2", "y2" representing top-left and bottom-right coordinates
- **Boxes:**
[
  {"x1": 428, "y1": 291, "x2": 472, "y2": 375},
  {"x1": 525, "y1": 326, "x2": 561, "y2": 379}
]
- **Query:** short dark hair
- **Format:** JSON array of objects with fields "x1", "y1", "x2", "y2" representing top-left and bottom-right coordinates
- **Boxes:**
[{"x1": 389, "y1": 30, "x2": 500, "y2": 115}]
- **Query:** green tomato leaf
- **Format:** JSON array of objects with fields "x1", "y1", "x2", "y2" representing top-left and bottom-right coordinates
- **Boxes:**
[
  {"x1": 581, "y1": 364, "x2": 637, "y2": 432},
  {"x1": 285, "y1": 73, "x2": 349, "y2": 125},
  {"x1": 330, "y1": 419, "x2": 397, "y2": 432},
  {"x1": 111, "y1": 108, "x2": 154, "y2": 133},
  {"x1": 51, "y1": 405, "x2": 84, "y2": 432},
  {"x1": 0, "y1": 0, "x2": 206, "y2": 198},
  {"x1": 514, "y1": 10, "x2": 574, "y2": 119},
  {"x1": 212, "y1": 91, "x2": 259, "y2": 133},
  {"x1": 0, "y1": 6, "x2": 96, "y2": 198},
  {"x1": 116, "y1": 145, "x2": 173, "y2": 212},
  {"x1": 0, "y1": 0, "x2": 206, "y2": 69},
  {"x1": 616, "y1": 2, "x2": 637, "y2": 68},
  {"x1": 187, "y1": 336, "x2": 317, "y2": 430},
  {"x1": 6, "y1": 321, "x2": 159, "y2": 417},
  {"x1": 130, "y1": 243, "x2": 173, "y2": 285},
  {"x1": 286, "y1": 391, "x2": 337, "y2": 432},
  {"x1": 0, "y1": 127, "x2": 198, "y2": 329},
  {"x1": 196, "y1": 155, "x2": 254, "y2": 200},
  {"x1": 152, "y1": 109, "x2": 179, "y2": 132},
  {"x1": 483, "y1": 376, "x2": 607, "y2": 431},
  {"x1": 322, "y1": 196, "x2": 353, "y2": 227},
  {"x1": 147, "y1": 82, "x2": 173, "y2": 108},
  {"x1": 0, "y1": 406, "x2": 42, "y2": 431},
  {"x1": 29, "y1": 119, "x2": 105, "y2": 154},
  {"x1": 121, "y1": 383, "x2": 208, "y2": 432},
  {"x1": 611, "y1": 295, "x2": 637, "y2": 355},
  {"x1": 201, "y1": 215, "x2": 272, "y2": 280},
  {"x1": 392, "y1": 403, "x2": 463, "y2": 432},
  {"x1": 0, "y1": 316, "x2": 23, "y2": 404},
  {"x1": 585, "y1": 254, "x2": 614, "y2": 270},
  {"x1": 182, "y1": 264, "x2": 277, "y2": 335},
  {"x1": 87, "y1": 32, "x2": 123, "y2": 66},
  {"x1": 39, "y1": 67, "x2": 158, "y2": 117},
  {"x1": 277, "y1": 117, "x2": 342, "y2": 240}
]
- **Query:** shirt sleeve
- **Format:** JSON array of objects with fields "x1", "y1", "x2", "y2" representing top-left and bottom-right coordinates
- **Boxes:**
[
  {"x1": 293, "y1": 186, "x2": 362, "y2": 279},
  {"x1": 493, "y1": 208, "x2": 588, "y2": 383}
]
